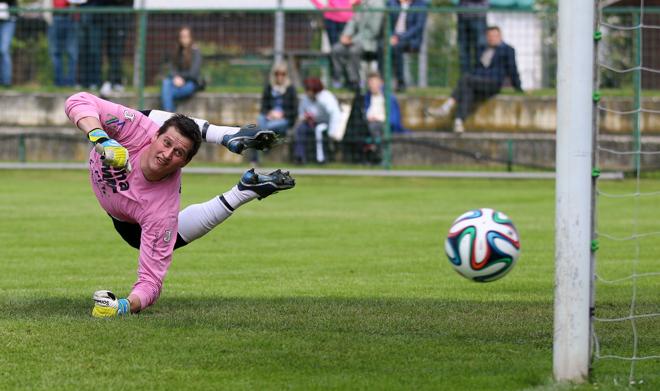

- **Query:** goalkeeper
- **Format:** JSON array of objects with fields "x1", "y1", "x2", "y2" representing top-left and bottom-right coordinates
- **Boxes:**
[{"x1": 65, "y1": 92, "x2": 295, "y2": 317}]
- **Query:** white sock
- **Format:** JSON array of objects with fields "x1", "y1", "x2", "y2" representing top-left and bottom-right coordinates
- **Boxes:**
[
  {"x1": 177, "y1": 186, "x2": 258, "y2": 243},
  {"x1": 146, "y1": 110, "x2": 240, "y2": 145},
  {"x1": 221, "y1": 185, "x2": 258, "y2": 209},
  {"x1": 203, "y1": 124, "x2": 240, "y2": 145}
]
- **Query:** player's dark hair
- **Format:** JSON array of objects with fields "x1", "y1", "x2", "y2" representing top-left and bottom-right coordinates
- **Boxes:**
[
  {"x1": 486, "y1": 26, "x2": 501, "y2": 33},
  {"x1": 158, "y1": 114, "x2": 202, "y2": 162}
]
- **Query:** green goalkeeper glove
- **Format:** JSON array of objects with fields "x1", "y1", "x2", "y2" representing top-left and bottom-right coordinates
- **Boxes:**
[{"x1": 87, "y1": 128, "x2": 131, "y2": 172}]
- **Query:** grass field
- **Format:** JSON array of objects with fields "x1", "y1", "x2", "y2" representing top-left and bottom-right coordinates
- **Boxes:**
[{"x1": 0, "y1": 170, "x2": 658, "y2": 390}]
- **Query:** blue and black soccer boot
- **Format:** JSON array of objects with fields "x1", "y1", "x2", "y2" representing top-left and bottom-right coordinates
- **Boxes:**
[
  {"x1": 238, "y1": 168, "x2": 295, "y2": 199},
  {"x1": 221, "y1": 124, "x2": 279, "y2": 155}
]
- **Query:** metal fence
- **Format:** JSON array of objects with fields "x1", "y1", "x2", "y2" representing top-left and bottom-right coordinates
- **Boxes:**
[{"x1": 0, "y1": 5, "x2": 658, "y2": 170}]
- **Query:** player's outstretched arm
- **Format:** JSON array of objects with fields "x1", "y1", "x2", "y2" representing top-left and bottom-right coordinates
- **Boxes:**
[
  {"x1": 65, "y1": 93, "x2": 131, "y2": 171},
  {"x1": 145, "y1": 110, "x2": 279, "y2": 155}
]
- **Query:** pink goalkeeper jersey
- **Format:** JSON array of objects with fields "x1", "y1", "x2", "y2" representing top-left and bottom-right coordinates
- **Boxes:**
[{"x1": 65, "y1": 92, "x2": 180, "y2": 310}]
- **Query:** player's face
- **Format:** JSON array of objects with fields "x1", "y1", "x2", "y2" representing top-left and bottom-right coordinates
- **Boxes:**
[{"x1": 145, "y1": 127, "x2": 193, "y2": 179}]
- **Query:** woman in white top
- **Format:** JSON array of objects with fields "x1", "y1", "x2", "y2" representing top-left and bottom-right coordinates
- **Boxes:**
[{"x1": 293, "y1": 77, "x2": 342, "y2": 164}]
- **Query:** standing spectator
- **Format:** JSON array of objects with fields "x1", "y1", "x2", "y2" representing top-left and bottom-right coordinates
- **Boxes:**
[
  {"x1": 457, "y1": 0, "x2": 488, "y2": 74},
  {"x1": 160, "y1": 26, "x2": 203, "y2": 112},
  {"x1": 330, "y1": 0, "x2": 384, "y2": 90},
  {"x1": 252, "y1": 62, "x2": 298, "y2": 164},
  {"x1": 294, "y1": 77, "x2": 342, "y2": 164},
  {"x1": 387, "y1": 0, "x2": 428, "y2": 92},
  {"x1": 0, "y1": 0, "x2": 17, "y2": 87},
  {"x1": 47, "y1": 0, "x2": 79, "y2": 87},
  {"x1": 363, "y1": 71, "x2": 406, "y2": 163},
  {"x1": 78, "y1": 0, "x2": 132, "y2": 92},
  {"x1": 426, "y1": 26, "x2": 522, "y2": 133},
  {"x1": 310, "y1": 0, "x2": 353, "y2": 47}
]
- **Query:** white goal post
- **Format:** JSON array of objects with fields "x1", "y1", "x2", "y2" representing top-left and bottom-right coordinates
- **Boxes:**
[{"x1": 554, "y1": 0, "x2": 596, "y2": 383}]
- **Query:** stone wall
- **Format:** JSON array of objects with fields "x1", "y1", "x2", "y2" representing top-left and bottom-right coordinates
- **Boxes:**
[
  {"x1": 3, "y1": 128, "x2": 660, "y2": 171},
  {"x1": 1, "y1": 91, "x2": 658, "y2": 133}
]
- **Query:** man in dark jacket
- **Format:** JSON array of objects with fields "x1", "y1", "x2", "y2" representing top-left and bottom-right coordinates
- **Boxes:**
[
  {"x1": 427, "y1": 26, "x2": 522, "y2": 133},
  {"x1": 387, "y1": 0, "x2": 428, "y2": 92}
]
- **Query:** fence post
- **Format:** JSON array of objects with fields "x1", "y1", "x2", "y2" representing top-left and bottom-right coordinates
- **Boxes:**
[
  {"x1": 18, "y1": 134, "x2": 26, "y2": 163},
  {"x1": 383, "y1": 7, "x2": 392, "y2": 170},
  {"x1": 274, "y1": 0, "x2": 285, "y2": 63},
  {"x1": 136, "y1": 6, "x2": 148, "y2": 110},
  {"x1": 506, "y1": 139, "x2": 513, "y2": 172}
]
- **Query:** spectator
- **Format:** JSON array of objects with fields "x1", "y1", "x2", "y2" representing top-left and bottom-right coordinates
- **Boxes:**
[
  {"x1": 294, "y1": 77, "x2": 342, "y2": 164},
  {"x1": 46, "y1": 0, "x2": 79, "y2": 87},
  {"x1": 0, "y1": 0, "x2": 17, "y2": 87},
  {"x1": 310, "y1": 0, "x2": 353, "y2": 47},
  {"x1": 251, "y1": 62, "x2": 298, "y2": 164},
  {"x1": 363, "y1": 71, "x2": 406, "y2": 163},
  {"x1": 426, "y1": 26, "x2": 522, "y2": 133},
  {"x1": 387, "y1": 0, "x2": 428, "y2": 92},
  {"x1": 330, "y1": 0, "x2": 384, "y2": 90},
  {"x1": 457, "y1": 0, "x2": 488, "y2": 74},
  {"x1": 160, "y1": 26, "x2": 203, "y2": 112},
  {"x1": 78, "y1": 0, "x2": 132, "y2": 93}
]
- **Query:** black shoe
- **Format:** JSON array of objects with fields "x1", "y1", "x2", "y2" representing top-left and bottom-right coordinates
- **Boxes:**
[
  {"x1": 222, "y1": 125, "x2": 279, "y2": 155},
  {"x1": 237, "y1": 168, "x2": 295, "y2": 199}
]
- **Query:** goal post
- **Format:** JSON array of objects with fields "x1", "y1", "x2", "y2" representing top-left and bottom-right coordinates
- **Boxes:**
[{"x1": 553, "y1": 0, "x2": 596, "y2": 383}]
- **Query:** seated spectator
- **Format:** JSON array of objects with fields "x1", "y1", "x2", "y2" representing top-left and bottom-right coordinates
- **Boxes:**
[
  {"x1": 294, "y1": 77, "x2": 342, "y2": 164},
  {"x1": 47, "y1": 0, "x2": 79, "y2": 87},
  {"x1": 387, "y1": 0, "x2": 428, "y2": 92},
  {"x1": 330, "y1": 0, "x2": 384, "y2": 89},
  {"x1": 0, "y1": 0, "x2": 17, "y2": 87},
  {"x1": 310, "y1": 0, "x2": 353, "y2": 46},
  {"x1": 363, "y1": 71, "x2": 406, "y2": 163},
  {"x1": 161, "y1": 26, "x2": 203, "y2": 112},
  {"x1": 251, "y1": 62, "x2": 298, "y2": 164},
  {"x1": 426, "y1": 26, "x2": 522, "y2": 133}
]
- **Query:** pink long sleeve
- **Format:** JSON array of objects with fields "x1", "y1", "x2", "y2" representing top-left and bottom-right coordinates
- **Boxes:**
[{"x1": 310, "y1": 0, "x2": 353, "y2": 23}]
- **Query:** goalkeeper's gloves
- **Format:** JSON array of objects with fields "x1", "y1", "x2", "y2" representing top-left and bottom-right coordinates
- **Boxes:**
[
  {"x1": 87, "y1": 128, "x2": 131, "y2": 172},
  {"x1": 92, "y1": 290, "x2": 130, "y2": 318}
]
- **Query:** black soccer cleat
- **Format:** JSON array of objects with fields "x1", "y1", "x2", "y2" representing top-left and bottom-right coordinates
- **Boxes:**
[
  {"x1": 221, "y1": 124, "x2": 279, "y2": 155},
  {"x1": 238, "y1": 168, "x2": 295, "y2": 200}
]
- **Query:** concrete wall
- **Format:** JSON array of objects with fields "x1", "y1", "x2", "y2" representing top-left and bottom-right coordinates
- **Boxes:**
[
  {"x1": 1, "y1": 91, "x2": 658, "y2": 134},
  {"x1": 3, "y1": 128, "x2": 660, "y2": 171}
]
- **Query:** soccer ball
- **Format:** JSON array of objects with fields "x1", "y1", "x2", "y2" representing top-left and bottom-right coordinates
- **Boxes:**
[{"x1": 444, "y1": 208, "x2": 520, "y2": 282}]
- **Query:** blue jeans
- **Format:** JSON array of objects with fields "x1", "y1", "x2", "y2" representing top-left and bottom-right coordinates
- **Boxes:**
[
  {"x1": 161, "y1": 78, "x2": 197, "y2": 111},
  {"x1": 0, "y1": 20, "x2": 16, "y2": 86},
  {"x1": 457, "y1": 15, "x2": 487, "y2": 74},
  {"x1": 257, "y1": 114, "x2": 290, "y2": 137},
  {"x1": 324, "y1": 19, "x2": 346, "y2": 47},
  {"x1": 250, "y1": 114, "x2": 290, "y2": 162},
  {"x1": 49, "y1": 15, "x2": 79, "y2": 87}
]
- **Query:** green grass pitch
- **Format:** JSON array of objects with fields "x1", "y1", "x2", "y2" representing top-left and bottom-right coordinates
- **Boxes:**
[{"x1": 0, "y1": 170, "x2": 658, "y2": 390}]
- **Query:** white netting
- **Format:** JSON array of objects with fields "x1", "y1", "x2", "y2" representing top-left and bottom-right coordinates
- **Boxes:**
[{"x1": 594, "y1": 0, "x2": 660, "y2": 384}]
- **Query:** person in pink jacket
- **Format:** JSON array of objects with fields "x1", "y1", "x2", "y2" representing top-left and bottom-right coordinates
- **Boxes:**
[
  {"x1": 310, "y1": 0, "x2": 354, "y2": 46},
  {"x1": 65, "y1": 92, "x2": 295, "y2": 317}
]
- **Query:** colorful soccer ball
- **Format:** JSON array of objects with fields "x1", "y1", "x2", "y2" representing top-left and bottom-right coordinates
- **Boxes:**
[{"x1": 444, "y1": 208, "x2": 520, "y2": 282}]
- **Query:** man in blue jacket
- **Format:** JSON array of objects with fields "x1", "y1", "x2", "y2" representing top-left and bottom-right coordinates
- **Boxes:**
[
  {"x1": 427, "y1": 26, "x2": 522, "y2": 133},
  {"x1": 387, "y1": 0, "x2": 428, "y2": 92}
]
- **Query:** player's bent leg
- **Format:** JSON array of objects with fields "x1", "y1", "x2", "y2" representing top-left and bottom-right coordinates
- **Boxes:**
[
  {"x1": 177, "y1": 169, "x2": 295, "y2": 243},
  {"x1": 91, "y1": 290, "x2": 130, "y2": 318}
]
